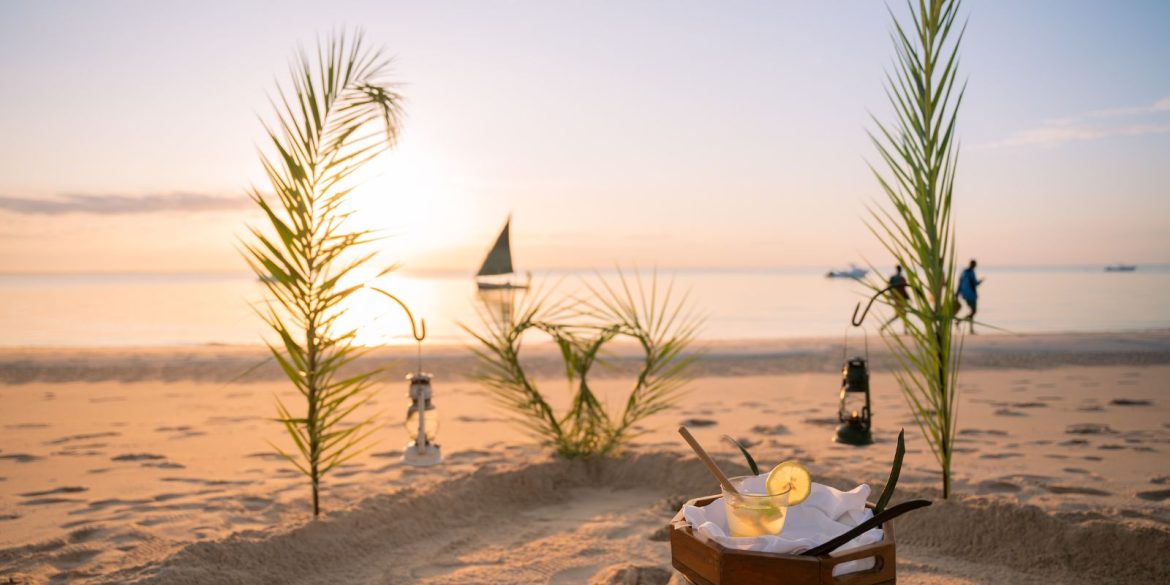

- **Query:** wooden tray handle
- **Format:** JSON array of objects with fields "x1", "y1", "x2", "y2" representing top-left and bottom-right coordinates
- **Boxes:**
[{"x1": 818, "y1": 544, "x2": 892, "y2": 584}]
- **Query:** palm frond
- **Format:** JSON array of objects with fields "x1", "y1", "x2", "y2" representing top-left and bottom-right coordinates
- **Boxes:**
[
  {"x1": 242, "y1": 29, "x2": 404, "y2": 516},
  {"x1": 866, "y1": 0, "x2": 966, "y2": 498},
  {"x1": 460, "y1": 271, "x2": 701, "y2": 458}
]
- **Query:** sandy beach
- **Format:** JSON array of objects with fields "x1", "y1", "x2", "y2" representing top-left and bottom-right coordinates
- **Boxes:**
[{"x1": 2, "y1": 331, "x2": 1170, "y2": 584}]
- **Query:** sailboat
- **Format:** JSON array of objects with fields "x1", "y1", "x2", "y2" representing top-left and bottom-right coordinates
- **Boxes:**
[{"x1": 475, "y1": 217, "x2": 530, "y2": 290}]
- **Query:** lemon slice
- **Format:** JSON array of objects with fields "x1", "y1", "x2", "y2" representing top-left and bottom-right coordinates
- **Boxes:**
[{"x1": 766, "y1": 461, "x2": 812, "y2": 506}]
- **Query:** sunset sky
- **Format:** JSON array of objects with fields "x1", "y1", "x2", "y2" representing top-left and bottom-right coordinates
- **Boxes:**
[{"x1": 1, "y1": 0, "x2": 1168, "y2": 273}]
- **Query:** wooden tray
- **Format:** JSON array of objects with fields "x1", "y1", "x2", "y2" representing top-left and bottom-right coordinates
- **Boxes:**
[{"x1": 669, "y1": 496, "x2": 897, "y2": 585}]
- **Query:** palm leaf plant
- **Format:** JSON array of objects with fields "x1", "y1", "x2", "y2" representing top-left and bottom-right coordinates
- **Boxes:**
[
  {"x1": 241, "y1": 31, "x2": 404, "y2": 516},
  {"x1": 866, "y1": 0, "x2": 966, "y2": 498},
  {"x1": 464, "y1": 271, "x2": 701, "y2": 458}
]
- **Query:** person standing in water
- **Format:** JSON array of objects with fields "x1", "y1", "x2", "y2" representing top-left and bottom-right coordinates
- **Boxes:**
[
  {"x1": 957, "y1": 259, "x2": 983, "y2": 333},
  {"x1": 882, "y1": 265, "x2": 910, "y2": 334}
]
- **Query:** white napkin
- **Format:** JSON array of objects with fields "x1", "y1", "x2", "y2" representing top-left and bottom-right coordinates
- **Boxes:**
[{"x1": 682, "y1": 475, "x2": 883, "y2": 577}]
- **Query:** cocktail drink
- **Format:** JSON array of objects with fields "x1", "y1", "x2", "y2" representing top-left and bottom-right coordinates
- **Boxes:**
[
  {"x1": 675, "y1": 427, "x2": 810, "y2": 538},
  {"x1": 722, "y1": 476, "x2": 790, "y2": 537}
]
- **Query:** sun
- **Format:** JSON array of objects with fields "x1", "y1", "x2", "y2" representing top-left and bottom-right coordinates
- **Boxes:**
[{"x1": 345, "y1": 138, "x2": 477, "y2": 269}]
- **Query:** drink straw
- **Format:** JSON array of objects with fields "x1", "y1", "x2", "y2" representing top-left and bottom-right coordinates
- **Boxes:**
[{"x1": 678, "y1": 426, "x2": 740, "y2": 495}]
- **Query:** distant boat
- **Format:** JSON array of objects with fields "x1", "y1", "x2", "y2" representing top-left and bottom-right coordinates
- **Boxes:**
[
  {"x1": 826, "y1": 264, "x2": 868, "y2": 279},
  {"x1": 1105, "y1": 264, "x2": 1137, "y2": 272},
  {"x1": 475, "y1": 217, "x2": 530, "y2": 290}
]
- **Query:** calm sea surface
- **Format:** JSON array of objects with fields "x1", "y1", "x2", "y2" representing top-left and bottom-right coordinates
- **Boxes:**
[{"x1": 1, "y1": 267, "x2": 1168, "y2": 347}]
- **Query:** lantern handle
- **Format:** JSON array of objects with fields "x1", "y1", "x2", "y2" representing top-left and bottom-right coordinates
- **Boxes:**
[{"x1": 371, "y1": 287, "x2": 427, "y2": 342}]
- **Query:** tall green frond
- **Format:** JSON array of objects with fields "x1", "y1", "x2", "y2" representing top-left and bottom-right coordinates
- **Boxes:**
[
  {"x1": 865, "y1": 0, "x2": 966, "y2": 498},
  {"x1": 242, "y1": 29, "x2": 404, "y2": 516}
]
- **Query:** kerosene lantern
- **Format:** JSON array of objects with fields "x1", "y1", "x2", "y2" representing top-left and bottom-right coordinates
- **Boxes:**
[
  {"x1": 834, "y1": 356, "x2": 874, "y2": 445},
  {"x1": 370, "y1": 287, "x2": 441, "y2": 466},
  {"x1": 403, "y1": 371, "x2": 441, "y2": 466}
]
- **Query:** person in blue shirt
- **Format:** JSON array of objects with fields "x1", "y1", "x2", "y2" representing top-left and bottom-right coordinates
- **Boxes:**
[{"x1": 957, "y1": 259, "x2": 983, "y2": 333}]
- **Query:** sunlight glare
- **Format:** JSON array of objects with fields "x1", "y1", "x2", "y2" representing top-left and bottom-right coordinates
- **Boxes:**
[{"x1": 346, "y1": 139, "x2": 476, "y2": 272}]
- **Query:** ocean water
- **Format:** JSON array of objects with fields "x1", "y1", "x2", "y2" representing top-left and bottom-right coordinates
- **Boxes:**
[{"x1": 1, "y1": 266, "x2": 1168, "y2": 347}]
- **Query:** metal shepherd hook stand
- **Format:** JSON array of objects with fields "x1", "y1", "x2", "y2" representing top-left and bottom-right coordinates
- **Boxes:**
[
  {"x1": 851, "y1": 284, "x2": 897, "y2": 328},
  {"x1": 371, "y1": 287, "x2": 441, "y2": 466}
]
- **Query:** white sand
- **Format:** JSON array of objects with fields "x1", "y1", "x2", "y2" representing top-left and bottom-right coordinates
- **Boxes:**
[{"x1": 2, "y1": 332, "x2": 1169, "y2": 583}]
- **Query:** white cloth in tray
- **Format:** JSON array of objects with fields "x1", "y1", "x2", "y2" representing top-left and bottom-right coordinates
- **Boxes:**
[{"x1": 682, "y1": 475, "x2": 883, "y2": 577}]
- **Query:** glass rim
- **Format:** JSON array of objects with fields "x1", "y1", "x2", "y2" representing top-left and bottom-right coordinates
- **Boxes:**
[{"x1": 723, "y1": 475, "x2": 792, "y2": 498}]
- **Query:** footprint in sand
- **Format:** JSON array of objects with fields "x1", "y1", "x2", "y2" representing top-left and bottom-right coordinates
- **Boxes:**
[
  {"x1": 245, "y1": 451, "x2": 286, "y2": 461},
  {"x1": 1066, "y1": 423, "x2": 1116, "y2": 435},
  {"x1": 5, "y1": 422, "x2": 50, "y2": 430},
  {"x1": 979, "y1": 452, "x2": 1021, "y2": 460},
  {"x1": 1110, "y1": 398, "x2": 1153, "y2": 406},
  {"x1": 680, "y1": 418, "x2": 717, "y2": 428},
  {"x1": 1012, "y1": 402, "x2": 1047, "y2": 409},
  {"x1": 1045, "y1": 485, "x2": 1110, "y2": 496},
  {"x1": 994, "y1": 408, "x2": 1026, "y2": 417},
  {"x1": 20, "y1": 496, "x2": 87, "y2": 506},
  {"x1": 68, "y1": 526, "x2": 104, "y2": 543},
  {"x1": 111, "y1": 453, "x2": 166, "y2": 462},
  {"x1": 20, "y1": 486, "x2": 88, "y2": 498},
  {"x1": 959, "y1": 428, "x2": 1006, "y2": 437},
  {"x1": 750, "y1": 424, "x2": 789, "y2": 436},
  {"x1": 143, "y1": 461, "x2": 186, "y2": 469},
  {"x1": 240, "y1": 495, "x2": 273, "y2": 511},
  {"x1": 47, "y1": 546, "x2": 103, "y2": 571},
  {"x1": 0, "y1": 453, "x2": 42, "y2": 463},
  {"x1": 1136, "y1": 489, "x2": 1170, "y2": 502},
  {"x1": 977, "y1": 480, "x2": 1021, "y2": 494}
]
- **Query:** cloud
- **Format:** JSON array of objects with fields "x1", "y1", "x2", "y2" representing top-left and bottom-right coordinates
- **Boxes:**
[
  {"x1": 992, "y1": 123, "x2": 1170, "y2": 148},
  {"x1": 985, "y1": 97, "x2": 1170, "y2": 149},
  {"x1": 0, "y1": 192, "x2": 253, "y2": 215}
]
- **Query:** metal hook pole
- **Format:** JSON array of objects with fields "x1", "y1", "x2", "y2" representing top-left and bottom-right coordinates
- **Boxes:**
[
  {"x1": 851, "y1": 285, "x2": 896, "y2": 327},
  {"x1": 371, "y1": 287, "x2": 427, "y2": 373}
]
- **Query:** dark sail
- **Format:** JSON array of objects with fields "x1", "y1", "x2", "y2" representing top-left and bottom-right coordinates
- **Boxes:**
[{"x1": 476, "y1": 219, "x2": 514, "y2": 277}]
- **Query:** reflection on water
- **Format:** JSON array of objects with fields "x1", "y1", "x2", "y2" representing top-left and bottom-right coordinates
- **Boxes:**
[
  {"x1": 475, "y1": 287, "x2": 518, "y2": 327},
  {"x1": 1, "y1": 267, "x2": 1169, "y2": 347}
]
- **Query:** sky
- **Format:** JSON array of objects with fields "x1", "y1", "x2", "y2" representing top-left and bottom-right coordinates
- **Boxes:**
[{"x1": 0, "y1": 0, "x2": 1168, "y2": 273}]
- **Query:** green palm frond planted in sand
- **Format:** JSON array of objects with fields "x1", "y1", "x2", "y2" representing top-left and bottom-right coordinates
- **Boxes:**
[
  {"x1": 464, "y1": 271, "x2": 702, "y2": 458},
  {"x1": 242, "y1": 30, "x2": 404, "y2": 516},
  {"x1": 867, "y1": 0, "x2": 966, "y2": 498}
]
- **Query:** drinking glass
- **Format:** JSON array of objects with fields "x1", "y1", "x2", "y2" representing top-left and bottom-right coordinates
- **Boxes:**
[{"x1": 721, "y1": 476, "x2": 790, "y2": 537}]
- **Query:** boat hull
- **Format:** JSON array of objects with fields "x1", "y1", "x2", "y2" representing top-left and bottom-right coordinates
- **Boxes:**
[{"x1": 476, "y1": 281, "x2": 529, "y2": 290}]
